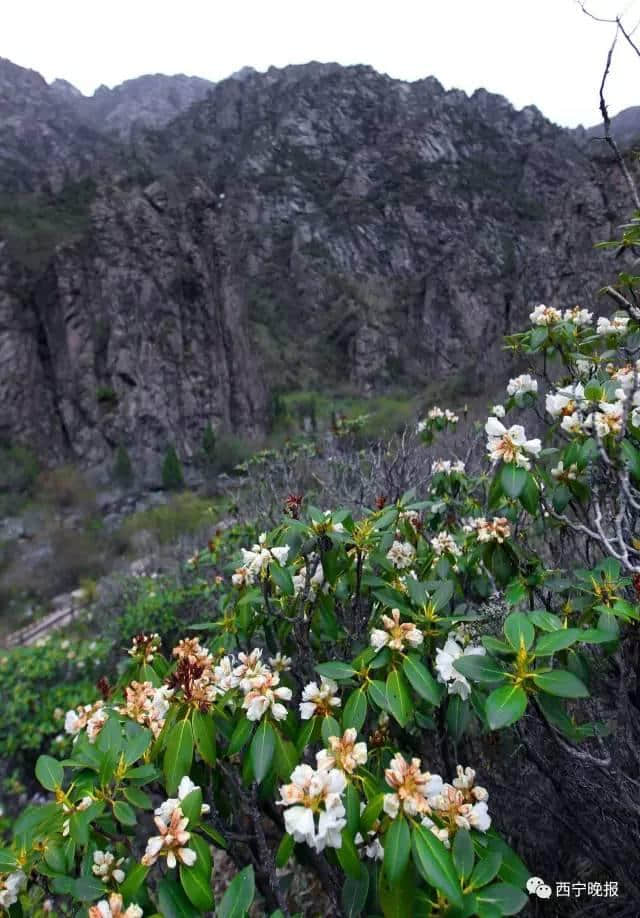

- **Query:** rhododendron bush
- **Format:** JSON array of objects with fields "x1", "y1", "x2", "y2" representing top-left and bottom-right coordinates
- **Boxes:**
[{"x1": 3, "y1": 220, "x2": 640, "y2": 915}]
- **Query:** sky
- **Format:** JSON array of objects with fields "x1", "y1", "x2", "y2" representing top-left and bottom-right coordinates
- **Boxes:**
[{"x1": 2, "y1": 0, "x2": 640, "y2": 128}]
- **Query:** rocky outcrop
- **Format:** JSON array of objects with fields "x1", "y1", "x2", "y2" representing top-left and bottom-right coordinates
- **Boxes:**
[{"x1": 0, "y1": 58, "x2": 636, "y2": 481}]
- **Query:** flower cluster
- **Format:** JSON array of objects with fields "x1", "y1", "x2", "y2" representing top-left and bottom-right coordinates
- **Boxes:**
[
  {"x1": 64, "y1": 700, "x2": 108, "y2": 744},
  {"x1": 238, "y1": 649, "x2": 292, "y2": 722},
  {"x1": 432, "y1": 459, "x2": 466, "y2": 474},
  {"x1": 300, "y1": 677, "x2": 341, "y2": 719},
  {"x1": 316, "y1": 728, "x2": 367, "y2": 774},
  {"x1": 232, "y1": 532, "x2": 290, "y2": 586},
  {"x1": 141, "y1": 791, "x2": 197, "y2": 869},
  {"x1": 485, "y1": 417, "x2": 541, "y2": 469},
  {"x1": 507, "y1": 374, "x2": 538, "y2": 398},
  {"x1": 118, "y1": 681, "x2": 173, "y2": 738},
  {"x1": 89, "y1": 894, "x2": 143, "y2": 918},
  {"x1": 278, "y1": 763, "x2": 347, "y2": 852},
  {"x1": 92, "y1": 850, "x2": 125, "y2": 885},
  {"x1": 464, "y1": 516, "x2": 511, "y2": 543},
  {"x1": 292, "y1": 556, "x2": 326, "y2": 599},
  {"x1": 370, "y1": 608, "x2": 423, "y2": 652},
  {"x1": 597, "y1": 314, "x2": 629, "y2": 336},
  {"x1": 386, "y1": 540, "x2": 416, "y2": 569},
  {"x1": 426, "y1": 765, "x2": 491, "y2": 844},
  {"x1": 430, "y1": 531, "x2": 461, "y2": 557},
  {"x1": 383, "y1": 753, "x2": 442, "y2": 818},
  {"x1": 0, "y1": 871, "x2": 26, "y2": 910},
  {"x1": 127, "y1": 632, "x2": 160, "y2": 662}
]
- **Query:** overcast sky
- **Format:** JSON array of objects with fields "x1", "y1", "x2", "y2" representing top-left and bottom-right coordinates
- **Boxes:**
[{"x1": 3, "y1": 0, "x2": 639, "y2": 127}]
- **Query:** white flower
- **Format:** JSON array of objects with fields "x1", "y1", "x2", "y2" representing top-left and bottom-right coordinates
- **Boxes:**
[
  {"x1": 316, "y1": 728, "x2": 367, "y2": 774},
  {"x1": 584, "y1": 400, "x2": 625, "y2": 438},
  {"x1": 551, "y1": 461, "x2": 577, "y2": 480},
  {"x1": 491, "y1": 404, "x2": 506, "y2": 418},
  {"x1": 238, "y1": 533, "x2": 290, "y2": 580},
  {"x1": 597, "y1": 315, "x2": 630, "y2": 336},
  {"x1": 428, "y1": 406, "x2": 444, "y2": 420},
  {"x1": 506, "y1": 374, "x2": 538, "y2": 398},
  {"x1": 386, "y1": 540, "x2": 416, "y2": 569},
  {"x1": 89, "y1": 894, "x2": 144, "y2": 918},
  {"x1": 0, "y1": 871, "x2": 26, "y2": 909},
  {"x1": 278, "y1": 764, "x2": 347, "y2": 852},
  {"x1": 430, "y1": 532, "x2": 461, "y2": 557},
  {"x1": 435, "y1": 638, "x2": 485, "y2": 701},
  {"x1": 485, "y1": 417, "x2": 541, "y2": 469},
  {"x1": 563, "y1": 306, "x2": 593, "y2": 326},
  {"x1": 299, "y1": 677, "x2": 341, "y2": 720},
  {"x1": 242, "y1": 671, "x2": 292, "y2": 722},
  {"x1": 432, "y1": 459, "x2": 466, "y2": 475},
  {"x1": 141, "y1": 804, "x2": 196, "y2": 869},
  {"x1": 64, "y1": 701, "x2": 107, "y2": 743},
  {"x1": 92, "y1": 850, "x2": 126, "y2": 885},
  {"x1": 370, "y1": 608, "x2": 423, "y2": 652},
  {"x1": 561, "y1": 413, "x2": 583, "y2": 435},
  {"x1": 383, "y1": 754, "x2": 443, "y2": 819},
  {"x1": 530, "y1": 304, "x2": 562, "y2": 325},
  {"x1": 292, "y1": 558, "x2": 326, "y2": 599},
  {"x1": 444, "y1": 409, "x2": 459, "y2": 424}
]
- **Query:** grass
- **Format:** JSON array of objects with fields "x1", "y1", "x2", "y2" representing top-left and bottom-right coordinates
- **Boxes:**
[{"x1": 118, "y1": 491, "x2": 221, "y2": 547}]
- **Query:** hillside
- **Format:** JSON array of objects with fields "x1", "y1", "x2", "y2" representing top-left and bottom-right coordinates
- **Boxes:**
[{"x1": 0, "y1": 57, "x2": 636, "y2": 483}]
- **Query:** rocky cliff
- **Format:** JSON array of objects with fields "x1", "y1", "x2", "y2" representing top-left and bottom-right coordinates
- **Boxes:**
[{"x1": 0, "y1": 58, "x2": 637, "y2": 482}]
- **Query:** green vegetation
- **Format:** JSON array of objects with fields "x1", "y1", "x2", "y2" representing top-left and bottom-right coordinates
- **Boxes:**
[
  {"x1": 0, "y1": 178, "x2": 96, "y2": 268},
  {"x1": 161, "y1": 444, "x2": 184, "y2": 490},
  {"x1": 120, "y1": 491, "x2": 216, "y2": 546},
  {"x1": 112, "y1": 444, "x2": 134, "y2": 488}
]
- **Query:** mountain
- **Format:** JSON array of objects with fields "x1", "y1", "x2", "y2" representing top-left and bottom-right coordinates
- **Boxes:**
[
  {"x1": 586, "y1": 104, "x2": 640, "y2": 149},
  {"x1": 0, "y1": 58, "x2": 635, "y2": 483},
  {"x1": 50, "y1": 73, "x2": 214, "y2": 138}
]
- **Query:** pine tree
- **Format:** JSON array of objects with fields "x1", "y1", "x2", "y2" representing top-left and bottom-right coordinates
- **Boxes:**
[
  {"x1": 112, "y1": 444, "x2": 133, "y2": 488},
  {"x1": 162, "y1": 445, "x2": 184, "y2": 490}
]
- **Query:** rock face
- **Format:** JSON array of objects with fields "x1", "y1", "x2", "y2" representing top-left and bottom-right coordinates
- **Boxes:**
[{"x1": 0, "y1": 58, "x2": 636, "y2": 481}]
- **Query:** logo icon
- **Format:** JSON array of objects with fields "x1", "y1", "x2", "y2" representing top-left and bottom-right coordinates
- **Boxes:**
[{"x1": 527, "y1": 877, "x2": 552, "y2": 899}]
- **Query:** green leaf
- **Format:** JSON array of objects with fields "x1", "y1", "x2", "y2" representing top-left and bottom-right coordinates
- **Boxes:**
[
  {"x1": 321, "y1": 715, "x2": 342, "y2": 745},
  {"x1": 157, "y1": 876, "x2": 200, "y2": 918},
  {"x1": 180, "y1": 788, "x2": 203, "y2": 827},
  {"x1": 118, "y1": 863, "x2": 149, "y2": 902},
  {"x1": 452, "y1": 828, "x2": 474, "y2": 882},
  {"x1": 275, "y1": 832, "x2": 294, "y2": 868},
  {"x1": 519, "y1": 472, "x2": 539, "y2": 514},
  {"x1": 503, "y1": 612, "x2": 535, "y2": 651},
  {"x1": 452, "y1": 655, "x2": 508, "y2": 684},
  {"x1": 411, "y1": 824, "x2": 463, "y2": 908},
  {"x1": 532, "y1": 669, "x2": 589, "y2": 698},
  {"x1": 192, "y1": 710, "x2": 216, "y2": 766},
  {"x1": 250, "y1": 719, "x2": 276, "y2": 784},
  {"x1": 528, "y1": 610, "x2": 563, "y2": 631},
  {"x1": 341, "y1": 864, "x2": 369, "y2": 917},
  {"x1": 475, "y1": 882, "x2": 528, "y2": 915},
  {"x1": 227, "y1": 717, "x2": 254, "y2": 756},
  {"x1": 360, "y1": 793, "x2": 384, "y2": 834},
  {"x1": 403, "y1": 654, "x2": 442, "y2": 705},
  {"x1": 345, "y1": 782, "x2": 361, "y2": 836},
  {"x1": 35, "y1": 755, "x2": 64, "y2": 791},
  {"x1": 180, "y1": 860, "x2": 215, "y2": 912},
  {"x1": 315, "y1": 661, "x2": 357, "y2": 680},
  {"x1": 0, "y1": 849, "x2": 18, "y2": 871},
  {"x1": 123, "y1": 723, "x2": 153, "y2": 767},
  {"x1": 621, "y1": 439, "x2": 640, "y2": 480},
  {"x1": 273, "y1": 730, "x2": 298, "y2": 781},
  {"x1": 384, "y1": 816, "x2": 411, "y2": 884},
  {"x1": 218, "y1": 865, "x2": 255, "y2": 918},
  {"x1": 469, "y1": 852, "x2": 502, "y2": 889},
  {"x1": 446, "y1": 695, "x2": 470, "y2": 741},
  {"x1": 367, "y1": 679, "x2": 390, "y2": 712},
  {"x1": 73, "y1": 875, "x2": 105, "y2": 902},
  {"x1": 486, "y1": 684, "x2": 528, "y2": 730},
  {"x1": 535, "y1": 628, "x2": 584, "y2": 655},
  {"x1": 113, "y1": 800, "x2": 137, "y2": 826},
  {"x1": 500, "y1": 463, "x2": 527, "y2": 498},
  {"x1": 163, "y1": 718, "x2": 194, "y2": 795},
  {"x1": 386, "y1": 669, "x2": 413, "y2": 727},
  {"x1": 336, "y1": 828, "x2": 362, "y2": 878},
  {"x1": 270, "y1": 562, "x2": 294, "y2": 596},
  {"x1": 342, "y1": 687, "x2": 367, "y2": 732}
]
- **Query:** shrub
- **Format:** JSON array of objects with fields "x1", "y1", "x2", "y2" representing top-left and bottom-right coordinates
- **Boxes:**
[
  {"x1": 119, "y1": 492, "x2": 215, "y2": 548},
  {"x1": 5, "y1": 218, "x2": 640, "y2": 915},
  {"x1": 161, "y1": 445, "x2": 184, "y2": 491}
]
